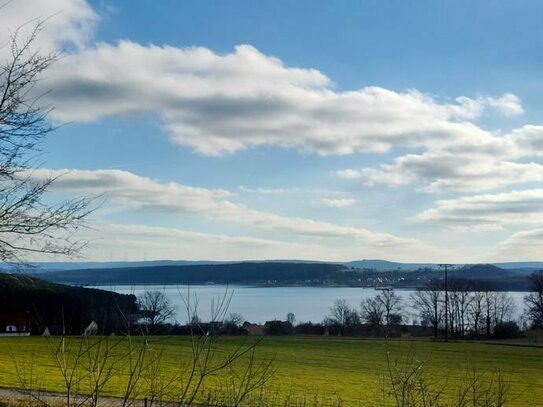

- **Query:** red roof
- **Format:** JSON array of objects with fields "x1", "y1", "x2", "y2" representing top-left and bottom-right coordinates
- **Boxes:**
[{"x1": 0, "y1": 312, "x2": 29, "y2": 325}]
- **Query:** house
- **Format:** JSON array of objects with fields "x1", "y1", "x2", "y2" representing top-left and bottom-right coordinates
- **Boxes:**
[
  {"x1": 242, "y1": 321, "x2": 265, "y2": 336},
  {"x1": 0, "y1": 312, "x2": 30, "y2": 336}
]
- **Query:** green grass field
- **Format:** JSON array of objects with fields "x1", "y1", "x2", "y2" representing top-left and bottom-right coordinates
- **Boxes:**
[{"x1": 0, "y1": 335, "x2": 542, "y2": 406}]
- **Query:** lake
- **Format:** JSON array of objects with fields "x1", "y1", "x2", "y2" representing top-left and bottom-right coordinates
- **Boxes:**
[{"x1": 94, "y1": 285, "x2": 530, "y2": 325}]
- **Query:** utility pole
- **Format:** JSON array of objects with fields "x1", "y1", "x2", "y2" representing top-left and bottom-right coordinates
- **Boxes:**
[{"x1": 439, "y1": 264, "x2": 453, "y2": 342}]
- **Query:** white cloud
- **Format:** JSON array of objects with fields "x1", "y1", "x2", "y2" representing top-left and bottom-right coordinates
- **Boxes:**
[
  {"x1": 338, "y1": 124, "x2": 543, "y2": 193},
  {"x1": 80, "y1": 223, "x2": 327, "y2": 262},
  {"x1": 0, "y1": 0, "x2": 97, "y2": 53},
  {"x1": 483, "y1": 93, "x2": 524, "y2": 116},
  {"x1": 336, "y1": 169, "x2": 364, "y2": 180},
  {"x1": 35, "y1": 168, "x2": 232, "y2": 214},
  {"x1": 238, "y1": 186, "x2": 292, "y2": 195},
  {"x1": 28, "y1": 39, "x2": 519, "y2": 157},
  {"x1": 416, "y1": 189, "x2": 543, "y2": 229},
  {"x1": 31, "y1": 168, "x2": 437, "y2": 257},
  {"x1": 506, "y1": 125, "x2": 543, "y2": 157},
  {"x1": 79, "y1": 222, "x2": 449, "y2": 263},
  {"x1": 361, "y1": 152, "x2": 543, "y2": 193},
  {"x1": 452, "y1": 93, "x2": 524, "y2": 118},
  {"x1": 321, "y1": 198, "x2": 356, "y2": 208},
  {"x1": 494, "y1": 227, "x2": 543, "y2": 261}
]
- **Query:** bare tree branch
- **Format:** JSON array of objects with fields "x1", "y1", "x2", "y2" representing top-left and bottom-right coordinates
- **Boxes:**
[{"x1": 0, "y1": 22, "x2": 93, "y2": 262}]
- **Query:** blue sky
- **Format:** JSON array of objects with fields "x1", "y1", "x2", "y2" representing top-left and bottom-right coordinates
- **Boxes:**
[{"x1": 3, "y1": 0, "x2": 543, "y2": 262}]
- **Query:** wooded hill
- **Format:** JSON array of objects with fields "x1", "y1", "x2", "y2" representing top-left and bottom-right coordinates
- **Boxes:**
[
  {"x1": 40, "y1": 262, "x2": 349, "y2": 286},
  {"x1": 0, "y1": 273, "x2": 138, "y2": 334},
  {"x1": 37, "y1": 262, "x2": 533, "y2": 290}
]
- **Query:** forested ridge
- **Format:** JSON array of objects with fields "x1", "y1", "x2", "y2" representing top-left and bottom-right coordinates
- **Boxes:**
[
  {"x1": 38, "y1": 262, "x2": 534, "y2": 290},
  {"x1": 0, "y1": 273, "x2": 137, "y2": 334}
]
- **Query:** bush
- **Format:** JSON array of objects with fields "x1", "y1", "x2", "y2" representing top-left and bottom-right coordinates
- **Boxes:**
[
  {"x1": 295, "y1": 322, "x2": 326, "y2": 335},
  {"x1": 493, "y1": 321, "x2": 521, "y2": 339},
  {"x1": 264, "y1": 320, "x2": 294, "y2": 335}
]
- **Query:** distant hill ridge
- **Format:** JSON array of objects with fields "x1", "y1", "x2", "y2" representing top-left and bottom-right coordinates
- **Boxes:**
[
  {"x1": 344, "y1": 259, "x2": 441, "y2": 270},
  {"x1": 8, "y1": 258, "x2": 543, "y2": 274},
  {"x1": 40, "y1": 262, "x2": 349, "y2": 286},
  {"x1": 33, "y1": 261, "x2": 534, "y2": 290}
]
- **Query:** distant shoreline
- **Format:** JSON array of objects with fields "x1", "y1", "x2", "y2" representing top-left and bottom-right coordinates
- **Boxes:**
[{"x1": 83, "y1": 282, "x2": 531, "y2": 292}]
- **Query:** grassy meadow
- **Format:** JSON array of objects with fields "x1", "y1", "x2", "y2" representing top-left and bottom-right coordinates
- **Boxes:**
[{"x1": 0, "y1": 335, "x2": 542, "y2": 406}]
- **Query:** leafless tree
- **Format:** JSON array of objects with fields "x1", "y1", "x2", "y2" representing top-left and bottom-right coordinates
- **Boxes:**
[
  {"x1": 449, "y1": 279, "x2": 473, "y2": 337},
  {"x1": 138, "y1": 290, "x2": 175, "y2": 333},
  {"x1": 287, "y1": 311, "x2": 296, "y2": 325},
  {"x1": 363, "y1": 290, "x2": 403, "y2": 336},
  {"x1": 525, "y1": 271, "x2": 543, "y2": 328},
  {"x1": 326, "y1": 298, "x2": 360, "y2": 334},
  {"x1": 492, "y1": 292, "x2": 515, "y2": 326},
  {"x1": 361, "y1": 296, "x2": 385, "y2": 329},
  {"x1": 378, "y1": 290, "x2": 403, "y2": 329},
  {"x1": 411, "y1": 279, "x2": 517, "y2": 339},
  {"x1": 18, "y1": 288, "x2": 271, "y2": 406},
  {"x1": 0, "y1": 23, "x2": 92, "y2": 263},
  {"x1": 82, "y1": 336, "x2": 124, "y2": 407},
  {"x1": 380, "y1": 340, "x2": 509, "y2": 407},
  {"x1": 469, "y1": 288, "x2": 486, "y2": 337},
  {"x1": 411, "y1": 281, "x2": 443, "y2": 338},
  {"x1": 175, "y1": 288, "x2": 274, "y2": 406},
  {"x1": 47, "y1": 335, "x2": 88, "y2": 407},
  {"x1": 226, "y1": 312, "x2": 245, "y2": 328}
]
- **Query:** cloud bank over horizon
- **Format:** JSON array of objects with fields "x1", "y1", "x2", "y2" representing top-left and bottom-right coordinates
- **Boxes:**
[{"x1": 31, "y1": 168, "x2": 441, "y2": 261}]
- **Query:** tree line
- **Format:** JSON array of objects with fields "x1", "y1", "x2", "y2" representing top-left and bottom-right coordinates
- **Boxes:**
[
  {"x1": 134, "y1": 271, "x2": 543, "y2": 339},
  {"x1": 321, "y1": 272, "x2": 543, "y2": 339}
]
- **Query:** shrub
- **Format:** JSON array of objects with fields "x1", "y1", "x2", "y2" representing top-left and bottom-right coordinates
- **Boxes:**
[{"x1": 493, "y1": 321, "x2": 521, "y2": 339}]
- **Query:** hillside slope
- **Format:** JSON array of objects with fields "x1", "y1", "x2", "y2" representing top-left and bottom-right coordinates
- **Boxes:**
[
  {"x1": 0, "y1": 273, "x2": 137, "y2": 334},
  {"x1": 40, "y1": 262, "x2": 350, "y2": 286},
  {"x1": 37, "y1": 262, "x2": 532, "y2": 290}
]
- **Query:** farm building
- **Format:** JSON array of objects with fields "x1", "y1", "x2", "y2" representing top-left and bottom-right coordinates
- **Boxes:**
[
  {"x1": 243, "y1": 322, "x2": 265, "y2": 336},
  {"x1": 0, "y1": 312, "x2": 30, "y2": 336}
]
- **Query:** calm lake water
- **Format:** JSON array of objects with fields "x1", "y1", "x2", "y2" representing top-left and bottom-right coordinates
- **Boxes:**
[{"x1": 94, "y1": 285, "x2": 529, "y2": 325}]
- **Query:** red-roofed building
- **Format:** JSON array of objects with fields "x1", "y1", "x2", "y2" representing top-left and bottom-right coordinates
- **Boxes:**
[{"x1": 0, "y1": 312, "x2": 30, "y2": 336}]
